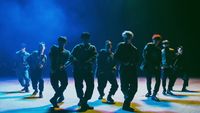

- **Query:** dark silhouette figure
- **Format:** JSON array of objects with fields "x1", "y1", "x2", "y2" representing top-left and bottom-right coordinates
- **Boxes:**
[
  {"x1": 161, "y1": 40, "x2": 176, "y2": 95},
  {"x1": 15, "y1": 43, "x2": 30, "y2": 92},
  {"x1": 140, "y1": 34, "x2": 162, "y2": 102},
  {"x1": 27, "y1": 42, "x2": 47, "y2": 98},
  {"x1": 172, "y1": 46, "x2": 189, "y2": 91},
  {"x1": 49, "y1": 36, "x2": 71, "y2": 108},
  {"x1": 96, "y1": 40, "x2": 118, "y2": 104},
  {"x1": 114, "y1": 31, "x2": 139, "y2": 112},
  {"x1": 71, "y1": 32, "x2": 97, "y2": 112}
]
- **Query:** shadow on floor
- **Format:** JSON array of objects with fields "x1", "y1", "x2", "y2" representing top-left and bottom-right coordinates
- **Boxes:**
[
  {"x1": 172, "y1": 90, "x2": 200, "y2": 93},
  {"x1": 23, "y1": 96, "x2": 42, "y2": 100},
  {"x1": 0, "y1": 90, "x2": 27, "y2": 94},
  {"x1": 163, "y1": 94, "x2": 188, "y2": 99},
  {"x1": 0, "y1": 91, "x2": 30, "y2": 100},
  {"x1": 142, "y1": 98, "x2": 172, "y2": 108},
  {"x1": 160, "y1": 99, "x2": 200, "y2": 106},
  {"x1": 0, "y1": 104, "x2": 52, "y2": 113}
]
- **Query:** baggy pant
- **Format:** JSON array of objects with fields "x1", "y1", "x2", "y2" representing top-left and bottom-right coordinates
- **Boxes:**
[
  {"x1": 50, "y1": 70, "x2": 68, "y2": 99},
  {"x1": 73, "y1": 70, "x2": 94, "y2": 104},
  {"x1": 30, "y1": 68, "x2": 44, "y2": 92},
  {"x1": 120, "y1": 66, "x2": 138, "y2": 106},
  {"x1": 144, "y1": 66, "x2": 161, "y2": 96},
  {"x1": 162, "y1": 68, "x2": 176, "y2": 91},
  {"x1": 171, "y1": 69, "x2": 189, "y2": 90},
  {"x1": 16, "y1": 69, "x2": 30, "y2": 89},
  {"x1": 97, "y1": 71, "x2": 118, "y2": 97}
]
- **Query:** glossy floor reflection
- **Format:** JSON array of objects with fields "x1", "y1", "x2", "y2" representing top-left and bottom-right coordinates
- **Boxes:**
[{"x1": 0, "y1": 77, "x2": 200, "y2": 113}]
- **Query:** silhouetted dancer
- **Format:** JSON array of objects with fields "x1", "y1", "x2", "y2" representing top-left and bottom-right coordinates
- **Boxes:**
[
  {"x1": 71, "y1": 32, "x2": 97, "y2": 112},
  {"x1": 49, "y1": 36, "x2": 71, "y2": 108},
  {"x1": 114, "y1": 31, "x2": 139, "y2": 112},
  {"x1": 140, "y1": 34, "x2": 162, "y2": 101},
  {"x1": 161, "y1": 40, "x2": 176, "y2": 95},
  {"x1": 96, "y1": 40, "x2": 118, "y2": 104},
  {"x1": 172, "y1": 46, "x2": 189, "y2": 92},
  {"x1": 15, "y1": 43, "x2": 30, "y2": 92},
  {"x1": 27, "y1": 42, "x2": 47, "y2": 98}
]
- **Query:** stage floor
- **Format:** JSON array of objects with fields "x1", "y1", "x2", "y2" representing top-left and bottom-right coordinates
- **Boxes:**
[{"x1": 0, "y1": 77, "x2": 200, "y2": 113}]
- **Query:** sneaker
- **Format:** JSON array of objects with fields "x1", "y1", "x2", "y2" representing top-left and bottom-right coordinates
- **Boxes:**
[
  {"x1": 122, "y1": 106, "x2": 134, "y2": 112},
  {"x1": 32, "y1": 91, "x2": 38, "y2": 96},
  {"x1": 162, "y1": 91, "x2": 167, "y2": 95},
  {"x1": 167, "y1": 90, "x2": 175, "y2": 95},
  {"x1": 50, "y1": 97, "x2": 58, "y2": 108},
  {"x1": 39, "y1": 92, "x2": 43, "y2": 98},
  {"x1": 151, "y1": 96, "x2": 160, "y2": 102},
  {"x1": 145, "y1": 92, "x2": 151, "y2": 97},
  {"x1": 85, "y1": 104, "x2": 94, "y2": 110},
  {"x1": 21, "y1": 88, "x2": 26, "y2": 92},
  {"x1": 77, "y1": 104, "x2": 94, "y2": 112},
  {"x1": 25, "y1": 89, "x2": 29, "y2": 93},
  {"x1": 107, "y1": 95, "x2": 115, "y2": 104},
  {"x1": 182, "y1": 88, "x2": 190, "y2": 92},
  {"x1": 98, "y1": 95, "x2": 103, "y2": 100}
]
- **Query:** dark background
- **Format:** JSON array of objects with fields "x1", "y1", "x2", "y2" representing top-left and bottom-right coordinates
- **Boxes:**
[{"x1": 0, "y1": 0, "x2": 199, "y2": 77}]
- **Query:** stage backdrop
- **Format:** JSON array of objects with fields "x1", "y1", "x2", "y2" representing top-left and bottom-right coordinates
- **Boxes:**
[{"x1": 0, "y1": 0, "x2": 199, "y2": 77}]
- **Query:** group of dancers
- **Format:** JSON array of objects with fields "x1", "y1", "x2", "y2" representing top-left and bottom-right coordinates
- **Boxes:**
[{"x1": 15, "y1": 31, "x2": 189, "y2": 112}]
